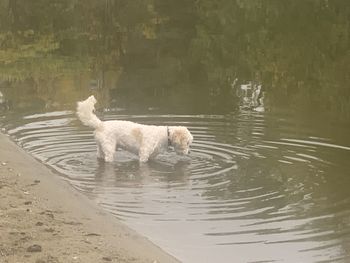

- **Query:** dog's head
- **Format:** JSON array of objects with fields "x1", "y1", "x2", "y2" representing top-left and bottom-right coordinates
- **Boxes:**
[{"x1": 169, "y1": 127, "x2": 193, "y2": 155}]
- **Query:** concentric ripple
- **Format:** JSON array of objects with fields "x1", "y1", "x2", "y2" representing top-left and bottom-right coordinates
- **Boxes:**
[{"x1": 2, "y1": 110, "x2": 350, "y2": 263}]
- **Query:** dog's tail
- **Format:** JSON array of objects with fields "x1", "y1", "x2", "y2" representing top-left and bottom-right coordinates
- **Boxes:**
[{"x1": 76, "y1": 95, "x2": 102, "y2": 129}]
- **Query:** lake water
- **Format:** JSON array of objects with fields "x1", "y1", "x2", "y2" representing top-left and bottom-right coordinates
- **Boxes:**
[
  {"x1": 1, "y1": 1, "x2": 350, "y2": 262},
  {"x1": 1, "y1": 106, "x2": 350, "y2": 262}
]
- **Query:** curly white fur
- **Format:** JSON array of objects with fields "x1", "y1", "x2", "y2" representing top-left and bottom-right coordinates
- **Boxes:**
[{"x1": 77, "y1": 96, "x2": 193, "y2": 163}]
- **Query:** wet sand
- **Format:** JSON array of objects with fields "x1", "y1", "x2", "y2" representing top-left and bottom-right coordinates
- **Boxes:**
[{"x1": 0, "y1": 133, "x2": 179, "y2": 263}]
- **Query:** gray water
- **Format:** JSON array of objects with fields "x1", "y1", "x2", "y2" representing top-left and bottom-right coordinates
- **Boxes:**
[
  {"x1": 1, "y1": 1, "x2": 350, "y2": 262},
  {"x1": 1, "y1": 106, "x2": 350, "y2": 262}
]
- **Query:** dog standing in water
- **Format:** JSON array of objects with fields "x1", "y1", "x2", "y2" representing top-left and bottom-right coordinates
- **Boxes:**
[{"x1": 77, "y1": 96, "x2": 193, "y2": 162}]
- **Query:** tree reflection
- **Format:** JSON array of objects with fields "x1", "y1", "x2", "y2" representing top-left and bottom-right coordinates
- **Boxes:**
[{"x1": 0, "y1": 0, "x2": 349, "y2": 118}]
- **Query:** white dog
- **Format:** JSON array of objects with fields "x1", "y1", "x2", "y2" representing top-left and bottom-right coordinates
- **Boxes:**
[{"x1": 77, "y1": 96, "x2": 193, "y2": 163}]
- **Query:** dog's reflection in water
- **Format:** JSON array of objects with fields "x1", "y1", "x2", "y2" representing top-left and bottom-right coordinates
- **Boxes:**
[{"x1": 93, "y1": 154, "x2": 192, "y2": 188}]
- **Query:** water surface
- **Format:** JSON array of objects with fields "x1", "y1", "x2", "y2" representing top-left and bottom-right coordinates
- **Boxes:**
[{"x1": 1, "y1": 107, "x2": 350, "y2": 263}]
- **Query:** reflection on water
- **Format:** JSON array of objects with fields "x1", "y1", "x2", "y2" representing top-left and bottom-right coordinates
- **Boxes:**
[
  {"x1": 1, "y1": 0, "x2": 350, "y2": 262},
  {"x1": 1, "y1": 109, "x2": 350, "y2": 262},
  {"x1": 232, "y1": 79, "x2": 265, "y2": 112},
  {"x1": 1, "y1": 0, "x2": 350, "y2": 117}
]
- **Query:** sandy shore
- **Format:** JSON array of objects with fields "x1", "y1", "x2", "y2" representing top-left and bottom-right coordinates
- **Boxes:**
[{"x1": 0, "y1": 133, "x2": 179, "y2": 263}]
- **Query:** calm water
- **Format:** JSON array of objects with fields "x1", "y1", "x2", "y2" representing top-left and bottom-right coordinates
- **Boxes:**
[{"x1": 1, "y1": 1, "x2": 350, "y2": 262}]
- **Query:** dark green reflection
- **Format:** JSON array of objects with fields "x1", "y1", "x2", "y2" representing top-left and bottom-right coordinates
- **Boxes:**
[{"x1": 0, "y1": 0, "x2": 349, "y2": 117}]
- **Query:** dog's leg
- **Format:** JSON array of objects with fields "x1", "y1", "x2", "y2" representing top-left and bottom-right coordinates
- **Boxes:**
[
  {"x1": 104, "y1": 154, "x2": 114, "y2": 162},
  {"x1": 104, "y1": 150, "x2": 115, "y2": 162},
  {"x1": 102, "y1": 140, "x2": 117, "y2": 163},
  {"x1": 139, "y1": 144, "x2": 150, "y2": 162},
  {"x1": 139, "y1": 141, "x2": 156, "y2": 163},
  {"x1": 139, "y1": 152, "x2": 150, "y2": 163},
  {"x1": 96, "y1": 142, "x2": 105, "y2": 160}
]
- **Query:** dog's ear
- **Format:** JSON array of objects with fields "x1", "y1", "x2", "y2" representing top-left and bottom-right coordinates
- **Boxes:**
[
  {"x1": 171, "y1": 128, "x2": 188, "y2": 146},
  {"x1": 170, "y1": 129, "x2": 183, "y2": 145}
]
